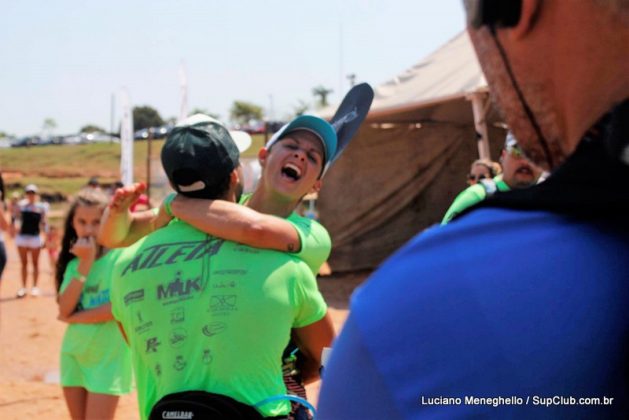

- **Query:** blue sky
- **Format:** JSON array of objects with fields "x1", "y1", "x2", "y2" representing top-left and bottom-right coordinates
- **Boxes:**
[{"x1": 0, "y1": 1, "x2": 465, "y2": 136}]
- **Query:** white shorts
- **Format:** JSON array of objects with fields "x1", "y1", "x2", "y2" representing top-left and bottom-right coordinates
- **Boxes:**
[{"x1": 15, "y1": 234, "x2": 44, "y2": 249}]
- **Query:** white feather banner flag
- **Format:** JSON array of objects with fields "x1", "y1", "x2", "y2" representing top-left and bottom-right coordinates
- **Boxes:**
[
  {"x1": 119, "y1": 88, "x2": 134, "y2": 186},
  {"x1": 178, "y1": 62, "x2": 188, "y2": 123}
]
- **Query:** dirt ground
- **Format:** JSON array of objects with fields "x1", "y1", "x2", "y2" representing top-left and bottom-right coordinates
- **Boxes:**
[{"x1": 0, "y1": 235, "x2": 368, "y2": 419}]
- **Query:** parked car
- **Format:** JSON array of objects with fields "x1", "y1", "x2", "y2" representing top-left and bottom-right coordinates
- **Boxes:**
[
  {"x1": 11, "y1": 136, "x2": 40, "y2": 147},
  {"x1": 61, "y1": 134, "x2": 85, "y2": 145},
  {"x1": 149, "y1": 125, "x2": 172, "y2": 139},
  {"x1": 134, "y1": 128, "x2": 149, "y2": 140},
  {"x1": 82, "y1": 132, "x2": 119, "y2": 143}
]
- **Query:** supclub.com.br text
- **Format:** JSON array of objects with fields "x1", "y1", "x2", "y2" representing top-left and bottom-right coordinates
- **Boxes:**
[{"x1": 420, "y1": 395, "x2": 615, "y2": 407}]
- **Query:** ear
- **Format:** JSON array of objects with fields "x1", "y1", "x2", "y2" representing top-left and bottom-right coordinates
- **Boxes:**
[
  {"x1": 510, "y1": 0, "x2": 541, "y2": 39},
  {"x1": 309, "y1": 179, "x2": 323, "y2": 195},
  {"x1": 258, "y1": 147, "x2": 269, "y2": 168},
  {"x1": 230, "y1": 168, "x2": 241, "y2": 187},
  {"x1": 500, "y1": 149, "x2": 507, "y2": 163}
]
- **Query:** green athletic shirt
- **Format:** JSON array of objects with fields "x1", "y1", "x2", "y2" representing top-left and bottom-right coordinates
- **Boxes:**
[
  {"x1": 59, "y1": 249, "x2": 132, "y2": 394},
  {"x1": 110, "y1": 219, "x2": 328, "y2": 419},
  {"x1": 239, "y1": 193, "x2": 331, "y2": 275},
  {"x1": 441, "y1": 175, "x2": 510, "y2": 224}
]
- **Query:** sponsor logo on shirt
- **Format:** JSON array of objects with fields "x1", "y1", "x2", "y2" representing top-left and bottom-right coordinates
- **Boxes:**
[
  {"x1": 209, "y1": 295, "x2": 237, "y2": 313},
  {"x1": 170, "y1": 307, "x2": 185, "y2": 324},
  {"x1": 124, "y1": 289, "x2": 145, "y2": 306},
  {"x1": 232, "y1": 245, "x2": 259, "y2": 254},
  {"x1": 134, "y1": 311, "x2": 154, "y2": 334},
  {"x1": 212, "y1": 280, "x2": 236, "y2": 289},
  {"x1": 157, "y1": 272, "x2": 203, "y2": 305},
  {"x1": 212, "y1": 269, "x2": 247, "y2": 275},
  {"x1": 173, "y1": 355, "x2": 186, "y2": 371},
  {"x1": 202, "y1": 349, "x2": 213, "y2": 364},
  {"x1": 121, "y1": 239, "x2": 223, "y2": 276},
  {"x1": 201, "y1": 322, "x2": 227, "y2": 338},
  {"x1": 146, "y1": 337, "x2": 161, "y2": 353},
  {"x1": 169, "y1": 328, "x2": 187, "y2": 348},
  {"x1": 87, "y1": 289, "x2": 110, "y2": 307},
  {"x1": 84, "y1": 285, "x2": 99, "y2": 294}
]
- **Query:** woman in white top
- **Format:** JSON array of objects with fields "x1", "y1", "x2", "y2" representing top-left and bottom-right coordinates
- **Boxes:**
[{"x1": 13, "y1": 184, "x2": 48, "y2": 298}]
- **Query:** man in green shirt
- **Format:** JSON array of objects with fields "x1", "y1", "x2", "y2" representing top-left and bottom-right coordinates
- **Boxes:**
[
  {"x1": 109, "y1": 117, "x2": 334, "y2": 419},
  {"x1": 442, "y1": 132, "x2": 543, "y2": 224}
]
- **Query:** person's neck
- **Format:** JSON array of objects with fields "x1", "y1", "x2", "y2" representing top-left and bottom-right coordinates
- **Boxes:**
[
  {"x1": 247, "y1": 186, "x2": 298, "y2": 218},
  {"x1": 555, "y1": 13, "x2": 629, "y2": 153}
]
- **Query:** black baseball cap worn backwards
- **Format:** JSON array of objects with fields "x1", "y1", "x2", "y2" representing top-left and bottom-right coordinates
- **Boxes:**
[{"x1": 161, "y1": 114, "x2": 240, "y2": 197}]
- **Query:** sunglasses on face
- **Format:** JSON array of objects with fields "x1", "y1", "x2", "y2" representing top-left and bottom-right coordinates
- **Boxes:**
[
  {"x1": 506, "y1": 144, "x2": 525, "y2": 158},
  {"x1": 467, "y1": 174, "x2": 489, "y2": 182}
]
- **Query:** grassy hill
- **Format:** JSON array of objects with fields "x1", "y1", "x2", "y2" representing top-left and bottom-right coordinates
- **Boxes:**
[{"x1": 0, "y1": 134, "x2": 266, "y2": 199}]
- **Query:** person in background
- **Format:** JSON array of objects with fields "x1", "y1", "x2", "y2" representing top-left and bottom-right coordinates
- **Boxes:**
[
  {"x1": 13, "y1": 184, "x2": 48, "y2": 297},
  {"x1": 86, "y1": 177, "x2": 101, "y2": 190},
  {"x1": 56, "y1": 188, "x2": 132, "y2": 420},
  {"x1": 46, "y1": 224, "x2": 61, "y2": 270},
  {"x1": 466, "y1": 158, "x2": 501, "y2": 186},
  {"x1": 0, "y1": 200, "x2": 11, "y2": 295},
  {"x1": 9, "y1": 191, "x2": 21, "y2": 226},
  {"x1": 318, "y1": 0, "x2": 629, "y2": 417},
  {"x1": 442, "y1": 132, "x2": 542, "y2": 224}
]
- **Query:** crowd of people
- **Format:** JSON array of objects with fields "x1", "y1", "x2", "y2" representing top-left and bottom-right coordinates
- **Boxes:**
[{"x1": 1, "y1": 0, "x2": 627, "y2": 418}]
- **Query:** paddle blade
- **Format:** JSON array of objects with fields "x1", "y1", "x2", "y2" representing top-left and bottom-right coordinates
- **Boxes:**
[{"x1": 329, "y1": 83, "x2": 374, "y2": 164}]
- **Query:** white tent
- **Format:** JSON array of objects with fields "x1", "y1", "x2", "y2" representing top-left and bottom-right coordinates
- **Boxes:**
[{"x1": 317, "y1": 32, "x2": 506, "y2": 272}]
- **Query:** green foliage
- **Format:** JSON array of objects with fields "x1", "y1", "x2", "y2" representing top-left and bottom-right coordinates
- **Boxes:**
[
  {"x1": 230, "y1": 101, "x2": 263, "y2": 125},
  {"x1": 133, "y1": 106, "x2": 164, "y2": 130},
  {"x1": 312, "y1": 85, "x2": 334, "y2": 108},
  {"x1": 43, "y1": 118, "x2": 57, "y2": 130},
  {"x1": 80, "y1": 124, "x2": 106, "y2": 133}
]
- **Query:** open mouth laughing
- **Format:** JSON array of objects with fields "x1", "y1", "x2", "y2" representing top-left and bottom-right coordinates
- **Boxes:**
[{"x1": 281, "y1": 163, "x2": 303, "y2": 181}]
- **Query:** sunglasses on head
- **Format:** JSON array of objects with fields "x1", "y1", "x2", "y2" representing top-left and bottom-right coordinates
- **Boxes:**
[{"x1": 467, "y1": 173, "x2": 489, "y2": 182}]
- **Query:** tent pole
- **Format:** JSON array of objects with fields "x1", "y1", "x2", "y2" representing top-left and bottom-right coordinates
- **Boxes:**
[{"x1": 468, "y1": 92, "x2": 491, "y2": 160}]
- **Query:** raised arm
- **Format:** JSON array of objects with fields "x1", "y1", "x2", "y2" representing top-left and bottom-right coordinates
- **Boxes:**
[
  {"x1": 57, "y1": 237, "x2": 96, "y2": 318},
  {"x1": 59, "y1": 302, "x2": 114, "y2": 324},
  {"x1": 98, "y1": 182, "x2": 171, "y2": 248},
  {"x1": 170, "y1": 195, "x2": 302, "y2": 252}
]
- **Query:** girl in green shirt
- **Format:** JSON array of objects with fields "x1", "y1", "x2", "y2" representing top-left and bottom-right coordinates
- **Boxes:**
[{"x1": 56, "y1": 188, "x2": 132, "y2": 420}]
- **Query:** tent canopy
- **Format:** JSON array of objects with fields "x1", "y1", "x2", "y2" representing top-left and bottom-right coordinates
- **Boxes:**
[{"x1": 317, "y1": 32, "x2": 506, "y2": 272}]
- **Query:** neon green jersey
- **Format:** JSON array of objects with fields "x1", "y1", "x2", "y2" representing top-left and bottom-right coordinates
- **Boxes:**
[
  {"x1": 110, "y1": 219, "x2": 327, "y2": 419},
  {"x1": 441, "y1": 175, "x2": 510, "y2": 224},
  {"x1": 59, "y1": 249, "x2": 132, "y2": 394},
  {"x1": 284, "y1": 212, "x2": 330, "y2": 274},
  {"x1": 240, "y1": 194, "x2": 331, "y2": 274}
]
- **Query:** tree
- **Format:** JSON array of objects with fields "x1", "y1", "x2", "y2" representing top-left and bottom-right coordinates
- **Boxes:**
[
  {"x1": 133, "y1": 106, "x2": 164, "y2": 130},
  {"x1": 292, "y1": 100, "x2": 310, "y2": 117},
  {"x1": 230, "y1": 101, "x2": 263, "y2": 126},
  {"x1": 42, "y1": 117, "x2": 57, "y2": 132},
  {"x1": 312, "y1": 85, "x2": 333, "y2": 108},
  {"x1": 80, "y1": 124, "x2": 106, "y2": 133}
]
